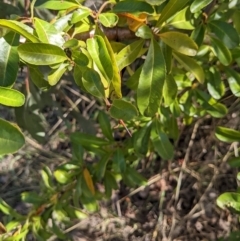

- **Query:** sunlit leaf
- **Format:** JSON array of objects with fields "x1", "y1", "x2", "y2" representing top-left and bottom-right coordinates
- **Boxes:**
[
  {"x1": 0, "y1": 87, "x2": 25, "y2": 107},
  {"x1": 159, "y1": 31, "x2": 198, "y2": 56},
  {"x1": 0, "y1": 118, "x2": 25, "y2": 155},
  {"x1": 137, "y1": 37, "x2": 166, "y2": 116},
  {"x1": 18, "y1": 43, "x2": 68, "y2": 65},
  {"x1": 190, "y1": 0, "x2": 213, "y2": 13},
  {"x1": 215, "y1": 126, "x2": 240, "y2": 143},
  {"x1": 99, "y1": 13, "x2": 119, "y2": 27}
]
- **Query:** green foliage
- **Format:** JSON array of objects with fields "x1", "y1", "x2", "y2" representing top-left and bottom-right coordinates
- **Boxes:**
[{"x1": 0, "y1": 0, "x2": 240, "y2": 240}]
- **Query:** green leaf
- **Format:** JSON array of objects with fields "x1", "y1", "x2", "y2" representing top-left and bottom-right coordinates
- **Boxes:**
[
  {"x1": 41, "y1": 166, "x2": 54, "y2": 191},
  {"x1": 224, "y1": 67, "x2": 240, "y2": 97},
  {"x1": 217, "y1": 192, "x2": 240, "y2": 212},
  {"x1": 152, "y1": 131, "x2": 174, "y2": 160},
  {"x1": 0, "y1": 2, "x2": 20, "y2": 18},
  {"x1": 195, "y1": 89, "x2": 227, "y2": 118},
  {"x1": 206, "y1": 67, "x2": 225, "y2": 100},
  {"x1": 137, "y1": 37, "x2": 166, "y2": 116},
  {"x1": 123, "y1": 166, "x2": 147, "y2": 187},
  {"x1": 190, "y1": 0, "x2": 213, "y2": 13},
  {"x1": 156, "y1": 0, "x2": 189, "y2": 27},
  {"x1": 54, "y1": 169, "x2": 70, "y2": 184},
  {"x1": 48, "y1": 62, "x2": 69, "y2": 86},
  {"x1": 126, "y1": 65, "x2": 142, "y2": 90},
  {"x1": 191, "y1": 24, "x2": 206, "y2": 47},
  {"x1": 163, "y1": 74, "x2": 177, "y2": 106},
  {"x1": 210, "y1": 36, "x2": 232, "y2": 66},
  {"x1": 82, "y1": 68, "x2": 105, "y2": 98},
  {"x1": 0, "y1": 19, "x2": 39, "y2": 43},
  {"x1": 134, "y1": 122, "x2": 152, "y2": 155},
  {"x1": 113, "y1": 149, "x2": 126, "y2": 173},
  {"x1": 109, "y1": 99, "x2": 138, "y2": 121},
  {"x1": 0, "y1": 32, "x2": 19, "y2": 87},
  {"x1": 208, "y1": 20, "x2": 239, "y2": 49},
  {"x1": 228, "y1": 157, "x2": 240, "y2": 168},
  {"x1": 159, "y1": 31, "x2": 198, "y2": 56},
  {"x1": 95, "y1": 27, "x2": 122, "y2": 98},
  {"x1": 0, "y1": 118, "x2": 25, "y2": 155},
  {"x1": 34, "y1": 18, "x2": 65, "y2": 46},
  {"x1": 18, "y1": 43, "x2": 68, "y2": 65},
  {"x1": 112, "y1": 1, "x2": 154, "y2": 14},
  {"x1": 21, "y1": 192, "x2": 44, "y2": 205},
  {"x1": 135, "y1": 25, "x2": 153, "y2": 39},
  {"x1": 70, "y1": 132, "x2": 110, "y2": 147},
  {"x1": 168, "y1": 6, "x2": 194, "y2": 30},
  {"x1": 98, "y1": 111, "x2": 113, "y2": 141},
  {"x1": 71, "y1": 7, "x2": 91, "y2": 24},
  {"x1": 95, "y1": 154, "x2": 110, "y2": 180},
  {"x1": 29, "y1": 66, "x2": 50, "y2": 89},
  {"x1": 99, "y1": 13, "x2": 119, "y2": 27},
  {"x1": 161, "y1": 42, "x2": 172, "y2": 74},
  {"x1": 215, "y1": 126, "x2": 240, "y2": 143},
  {"x1": 173, "y1": 52, "x2": 205, "y2": 83},
  {"x1": 86, "y1": 35, "x2": 113, "y2": 84},
  {"x1": 104, "y1": 171, "x2": 118, "y2": 198},
  {"x1": 116, "y1": 39, "x2": 145, "y2": 71},
  {"x1": 0, "y1": 198, "x2": 22, "y2": 218},
  {"x1": 0, "y1": 87, "x2": 25, "y2": 107},
  {"x1": 35, "y1": 0, "x2": 79, "y2": 10}
]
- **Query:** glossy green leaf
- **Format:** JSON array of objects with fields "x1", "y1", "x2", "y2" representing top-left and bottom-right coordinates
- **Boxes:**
[
  {"x1": 71, "y1": 7, "x2": 91, "y2": 24},
  {"x1": 0, "y1": 118, "x2": 25, "y2": 155},
  {"x1": 210, "y1": 36, "x2": 232, "y2": 66},
  {"x1": 95, "y1": 27, "x2": 122, "y2": 98},
  {"x1": 167, "y1": 116, "x2": 179, "y2": 140},
  {"x1": 0, "y1": 31, "x2": 19, "y2": 87},
  {"x1": 35, "y1": 0, "x2": 79, "y2": 10},
  {"x1": 112, "y1": 1, "x2": 154, "y2": 14},
  {"x1": 18, "y1": 43, "x2": 68, "y2": 65},
  {"x1": 233, "y1": 10, "x2": 240, "y2": 35},
  {"x1": 207, "y1": 67, "x2": 225, "y2": 99},
  {"x1": 215, "y1": 126, "x2": 240, "y2": 143},
  {"x1": 81, "y1": 195, "x2": 98, "y2": 212},
  {"x1": 156, "y1": 0, "x2": 189, "y2": 27},
  {"x1": 29, "y1": 66, "x2": 50, "y2": 89},
  {"x1": 0, "y1": 198, "x2": 23, "y2": 218},
  {"x1": 217, "y1": 192, "x2": 240, "y2": 212},
  {"x1": 137, "y1": 37, "x2": 166, "y2": 116},
  {"x1": 82, "y1": 68, "x2": 105, "y2": 98},
  {"x1": 134, "y1": 122, "x2": 152, "y2": 155},
  {"x1": 135, "y1": 25, "x2": 153, "y2": 39},
  {"x1": 113, "y1": 149, "x2": 126, "y2": 173},
  {"x1": 152, "y1": 131, "x2": 174, "y2": 160},
  {"x1": 34, "y1": 18, "x2": 65, "y2": 46},
  {"x1": 190, "y1": 0, "x2": 213, "y2": 13},
  {"x1": 72, "y1": 50, "x2": 89, "y2": 66},
  {"x1": 98, "y1": 111, "x2": 113, "y2": 141},
  {"x1": 53, "y1": 13, "x2": 73, "y2": 32},
  {"x1": 109, "y1": 99, "x2": 138, "y2": 121},
  {"x1": 173, "y1": 52, "x2": 205, "y2": 83},
  {"x1": 163, "y1": 74, "x2": 177, "y2": 106},
  {"x1": 0, "y1": 19, "x2": 39, "y2": 43},
  {"x1": 225, "y1": 67, "x2": 240, "y2": 97},
  {"x1": 168, "y1": 7, "x2": 194, "y2": 30},
  {"x1": 159, "y1": 31, "x2": 198, "y2": 56},
  {"x1": 70, "y1": 132, "x2": 110, "y2": 147},
  {"x1": 191, "y1": 24, "x2": 206, "y2": 47},
  {"x1": 208, "y1": 20, "x2": 239, "y2": 49},
  {"x1": 87, "y1": 35, "x2": 113, "y2": 84},
  {"x1": 116, "y1": 39, "x2": 145, "y2": 71},
  {"x1": 99, "y1": 13, "x2": 119, "y2": 27},
  {"x1": 54, "y1": 169, "x2": 70, "y2": 184},
  {"x1": 0, "y1": 87, "x2": 25, "y2": 107},
  {"x1": 48, "y1": 62, "x2": 68, "y2": 86}
]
